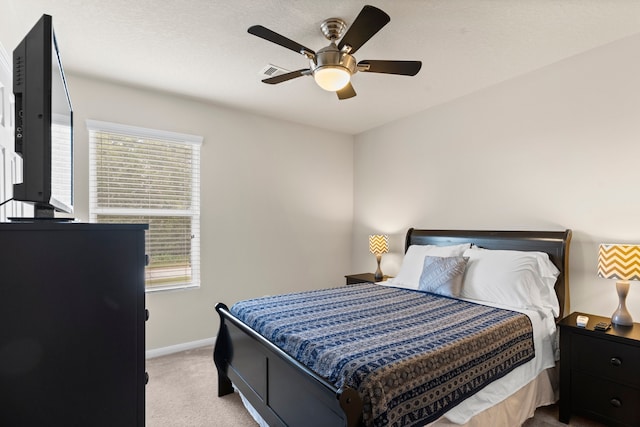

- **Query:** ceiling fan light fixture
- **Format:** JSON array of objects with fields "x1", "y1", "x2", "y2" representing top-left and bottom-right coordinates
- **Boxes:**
[{"x1": 313, "y1": 66, "x2": 351, "y2": 91}]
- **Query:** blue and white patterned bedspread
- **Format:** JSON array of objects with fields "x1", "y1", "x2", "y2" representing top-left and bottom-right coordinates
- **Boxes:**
[{"x1": 231, "y1": 283, "x2": 534, "y2": 427}]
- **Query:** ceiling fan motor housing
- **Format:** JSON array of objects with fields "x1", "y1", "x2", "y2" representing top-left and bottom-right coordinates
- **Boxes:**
[{"x1": 311, "y1": 44, "x2": 356, "y2": 75}]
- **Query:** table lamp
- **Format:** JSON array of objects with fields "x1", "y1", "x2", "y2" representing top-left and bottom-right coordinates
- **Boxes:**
[
  {"x1": 369, "y1": 234, "x2": 389, "y2": 281},
  {"x1": 597, "y1": 243, "x2": 640, "y2": 326}
]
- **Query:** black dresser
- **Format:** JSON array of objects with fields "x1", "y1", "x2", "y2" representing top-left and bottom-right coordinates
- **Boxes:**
[{"x1": 0, "y1": 222, "x2": 147, "y2": 426}]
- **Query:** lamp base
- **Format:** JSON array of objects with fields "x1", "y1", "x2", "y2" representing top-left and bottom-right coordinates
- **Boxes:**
[
  {"x1": 611, "y1": 280, "x2": 633, "y2": 326},
  {"x1": 374, "y1": 253, "x2": 383, "y2": 281}
]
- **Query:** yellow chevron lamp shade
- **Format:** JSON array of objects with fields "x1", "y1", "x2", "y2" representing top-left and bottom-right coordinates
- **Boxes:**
[
  {"x1": 369, "y1": 235, "x2": 389, "y2": 255},
  {"x1": 369, "y1": 235, "x2": 389, "y2": 281},
  {"x1": 598, "y1": 244, "x2": 640, "y2": 326}
]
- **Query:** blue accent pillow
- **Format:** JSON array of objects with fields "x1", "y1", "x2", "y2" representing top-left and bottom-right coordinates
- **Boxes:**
[{"x1": 418, "y1": 256, "x2": 469, "y2": 297}]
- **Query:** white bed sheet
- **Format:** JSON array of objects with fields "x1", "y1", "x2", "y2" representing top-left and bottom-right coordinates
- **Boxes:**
[{"x1": 427, "y1": 367, "x2": 558, "y2": 427}]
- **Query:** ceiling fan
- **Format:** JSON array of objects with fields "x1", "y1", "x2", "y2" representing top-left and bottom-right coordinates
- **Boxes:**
[{"x1": 248, "y1": 5, "x2": 422, "y2": 100}]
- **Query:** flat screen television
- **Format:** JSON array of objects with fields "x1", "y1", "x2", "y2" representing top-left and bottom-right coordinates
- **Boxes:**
[{"x1": 12, "y1": 14, "x2": 73, "y2": 219}]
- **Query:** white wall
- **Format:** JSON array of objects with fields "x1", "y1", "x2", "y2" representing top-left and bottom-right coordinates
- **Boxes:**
[
  {"x1": 352, "y1": 33, "x2": 640, "y2": 321},
  {"x1": 60, "y1": 75, "x2": 355, "y2": 350}
]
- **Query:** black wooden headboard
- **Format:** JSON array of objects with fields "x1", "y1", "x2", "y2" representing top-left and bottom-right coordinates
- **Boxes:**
[{"x1": 405, "y1": 228, "x2": 572, "y2": 319}]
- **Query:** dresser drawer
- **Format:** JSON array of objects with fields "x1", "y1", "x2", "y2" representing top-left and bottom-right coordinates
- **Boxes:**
[
  {"x1": 572, "y1": 372, "x2": 640, "y2": 426},
  {"x1": 571, "y1": 333, "x2": 640, "y2": 387}
]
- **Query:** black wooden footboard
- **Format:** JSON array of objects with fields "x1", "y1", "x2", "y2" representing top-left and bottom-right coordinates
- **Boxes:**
[{"x1": 213, "y1": 303, "x2": 363, "y2": 427}]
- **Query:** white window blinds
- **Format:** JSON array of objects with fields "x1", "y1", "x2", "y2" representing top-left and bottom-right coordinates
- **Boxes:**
[{"x1": 88, "y1": 120, "x2": 202, "y2": 291}]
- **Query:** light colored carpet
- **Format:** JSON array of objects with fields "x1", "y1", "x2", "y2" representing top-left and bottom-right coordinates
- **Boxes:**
[
  {"x1": 146, "y1": 345, "x2": 256, "y2": 427},
  {"x1": 145, "y1": 346, "x2": 604, "y2": 427}
]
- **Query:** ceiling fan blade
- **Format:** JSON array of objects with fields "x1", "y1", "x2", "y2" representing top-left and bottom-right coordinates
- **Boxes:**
[
  {"x1": 338, "y1": 5, "x2": 390, "y2": 54},
  {"x1": 336, "y1": 82, "x2": 357, "y2": 100},
  {"x1": 248, "y1": 25, "x2": 315, "y2": 56},
  {"x1": 358, "y1": 60, "x2": 422, "y2": 76},
  {"x1": 262, "y1": 69, "x2": 309, "y2": 84}
]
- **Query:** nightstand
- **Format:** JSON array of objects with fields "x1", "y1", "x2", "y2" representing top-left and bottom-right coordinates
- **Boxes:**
[
  {"x1": 559, "y1": 312, "x2": 640, "y2": 427},
  {"x1": 345, "y1": 273, "x2": 391, "y2": 285}
]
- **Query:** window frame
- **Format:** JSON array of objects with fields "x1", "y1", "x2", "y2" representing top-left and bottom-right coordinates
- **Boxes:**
[{"x1": 87, "y1": 119, "x2": 202, "y2": 292}]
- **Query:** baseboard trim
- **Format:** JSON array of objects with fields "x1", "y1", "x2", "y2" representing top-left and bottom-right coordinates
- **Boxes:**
[{"x1": 146, "y1": 337, "x2": 216, "y2": 359}]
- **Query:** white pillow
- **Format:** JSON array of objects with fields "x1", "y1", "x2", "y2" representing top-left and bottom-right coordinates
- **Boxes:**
[
  {"x1": 388, "y1": 243, "x2": 471, "y2": 290},
  {"x1": 460, "y1": 248, "x2": 560, "y2": 316}
]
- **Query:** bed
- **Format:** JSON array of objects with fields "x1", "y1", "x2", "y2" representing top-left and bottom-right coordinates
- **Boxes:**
[{"x1": 213, "y1": 228, "x2": 572, "y2": 427}]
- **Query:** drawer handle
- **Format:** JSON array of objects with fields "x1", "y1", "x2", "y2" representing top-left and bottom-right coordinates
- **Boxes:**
[
  {"x1": 610, "y1": 357, "x2": 622, "y2": 367},
  {"x1": 610, "y1": 398, "x2": 622, "y2": 408}
]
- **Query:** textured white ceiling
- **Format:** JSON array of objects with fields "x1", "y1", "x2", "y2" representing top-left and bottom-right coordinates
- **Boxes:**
[{"x1": 1, "y1": 0, "x2": 640, "y2": 134}]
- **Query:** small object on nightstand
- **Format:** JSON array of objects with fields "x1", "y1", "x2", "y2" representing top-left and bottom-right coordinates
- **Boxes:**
[
  {"x1": 576, "y1": 315, "x2": 589, "y2": 327},
  {"x1": 594, "y1": 321, "x2": 611, "y2": 331}
]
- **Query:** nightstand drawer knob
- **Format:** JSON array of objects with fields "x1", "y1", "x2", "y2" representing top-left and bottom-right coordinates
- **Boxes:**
[
  {"x1": 610, "y1": 398, "x2": 622, "y2": 408},
  {"x1": 610, "y1": 357, "x2": 622, "y2": 367}
]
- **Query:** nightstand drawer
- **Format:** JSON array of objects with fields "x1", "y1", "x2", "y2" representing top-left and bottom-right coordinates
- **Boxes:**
[
  {"x1": 572, "y1": 333, "x2": 640, "y2": 387},
  {"x1": 572, "y1": 372, "x2": 640, "y2": 426}
]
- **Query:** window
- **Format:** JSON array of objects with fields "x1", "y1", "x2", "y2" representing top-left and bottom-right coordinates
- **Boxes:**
[{"x1": 88, "y1": 120, "x2": 202, "y2": 291}]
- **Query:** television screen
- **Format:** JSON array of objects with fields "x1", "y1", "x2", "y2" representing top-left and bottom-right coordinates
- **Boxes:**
[{"x1": 13, "y1": 14, "x2": 73, "y2": 218}]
